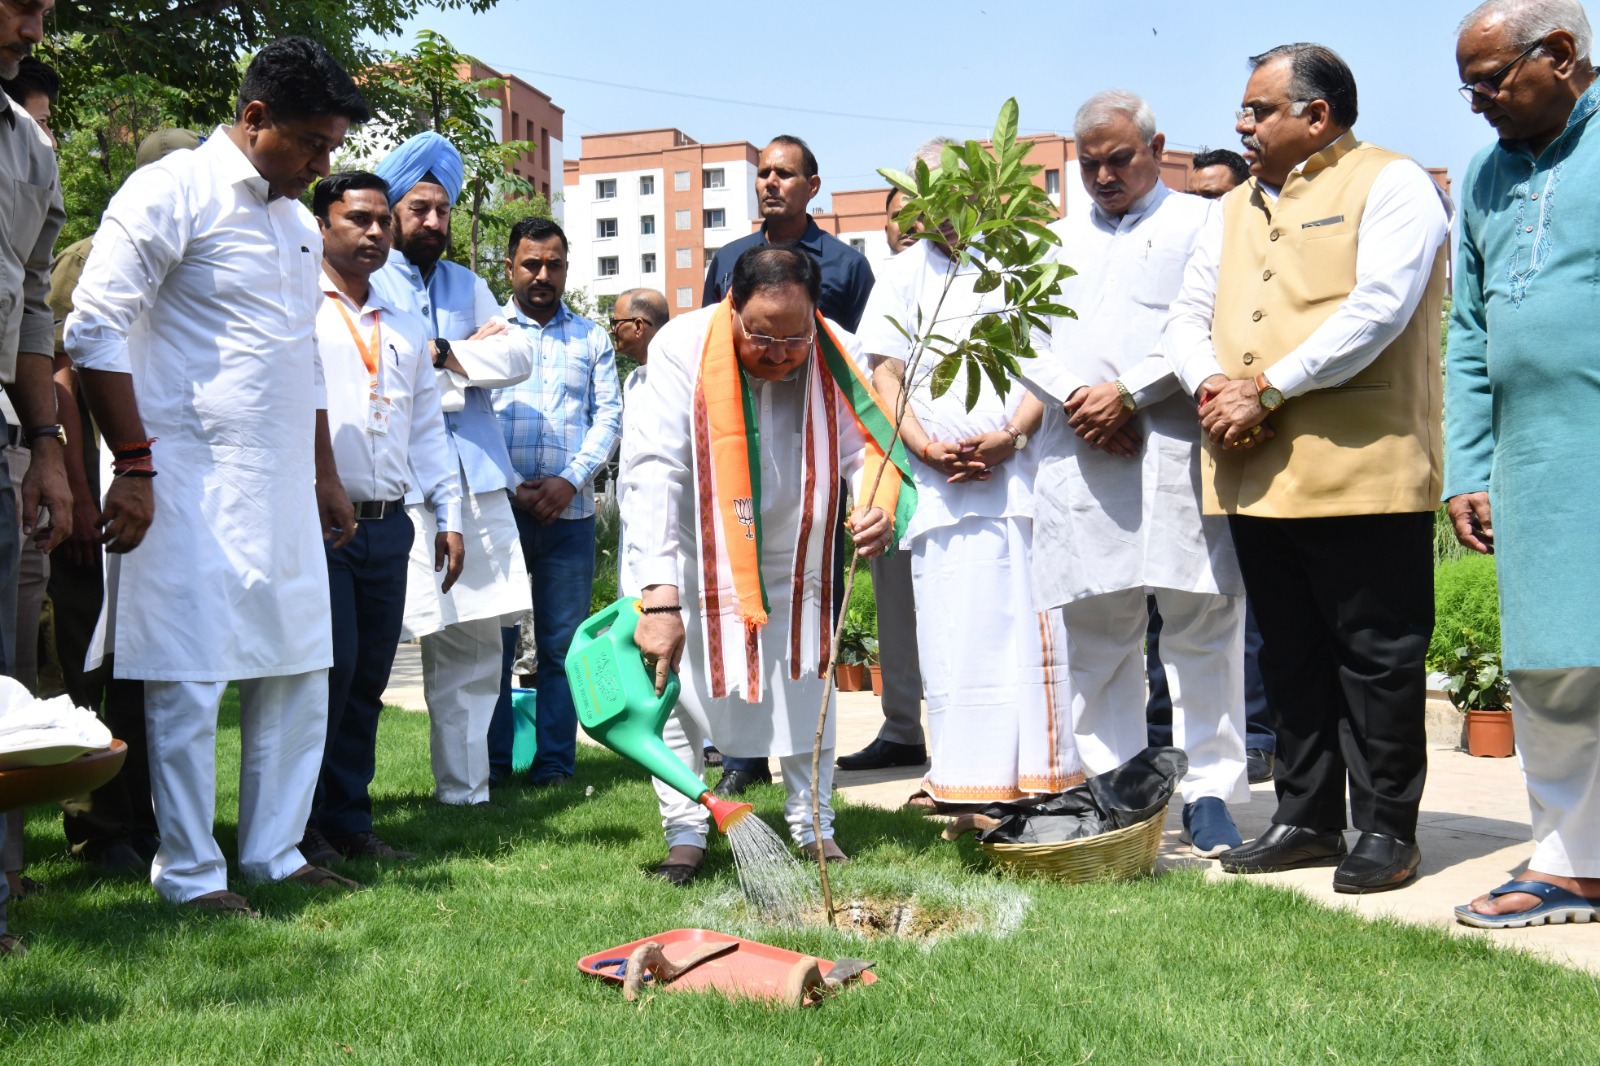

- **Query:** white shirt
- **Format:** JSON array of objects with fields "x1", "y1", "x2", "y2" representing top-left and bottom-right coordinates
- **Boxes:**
[
  {"x1": 855, "y1": 240, "x2": 1036, "y2": 541},
  {"x1": 1032, "y1": 183, "x2": 1241, "y2": 608},
  {"x1": 317, "y1": 272, "x2": 462, "y2": 534},
  {"x1": 64, "y1": 128, "x2": 331, "y2": 681},
  {"x1": 617, "y1": 362, "x2": 649, "y2": 598},
  {"x1": 1163, "y1": 157, "x2": 1452, "y2": 398}
]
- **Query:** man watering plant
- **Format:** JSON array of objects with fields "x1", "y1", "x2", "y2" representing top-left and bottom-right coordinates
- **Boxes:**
[{"x1": 622, "y1": 246, "x2": 912, "y2": 884}]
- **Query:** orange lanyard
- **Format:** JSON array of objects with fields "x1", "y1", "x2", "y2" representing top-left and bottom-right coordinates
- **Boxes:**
[{"x1": 332, "y1": 297, "x2": 381, "y2": 388}]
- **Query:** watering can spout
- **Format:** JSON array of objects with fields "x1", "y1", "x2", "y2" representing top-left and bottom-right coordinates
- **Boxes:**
[{"x1": 568, "y1": 598, "x2": 751, "y2": 834}]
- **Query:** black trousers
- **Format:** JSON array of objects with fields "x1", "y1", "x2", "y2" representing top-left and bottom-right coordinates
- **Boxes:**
[{"x1": 1228, "y1": 512, "x2": 1432, "y2": 840}]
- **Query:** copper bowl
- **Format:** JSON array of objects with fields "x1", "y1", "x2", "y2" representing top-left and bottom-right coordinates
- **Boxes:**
[{"x1": 0, "y1": 739, "x2": 127, "y2": 810}]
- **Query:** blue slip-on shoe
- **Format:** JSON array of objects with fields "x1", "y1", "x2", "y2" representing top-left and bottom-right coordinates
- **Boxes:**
[
  {"x1": 1454, "y1": 879, "x2": 1600, "y2": 930},
  {"x1": 1181, "y1": 797, "x2": 1243, "y2": 858}
]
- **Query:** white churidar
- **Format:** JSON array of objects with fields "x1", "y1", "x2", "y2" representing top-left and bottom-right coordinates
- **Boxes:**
[
  {"x1": 145, "y1": 671, "x2": 328, "y2": 902},
  {"x1": 422, "y1": 614, "x2": 502, "y2": 805},
  {"x1": 1509, "y1": 667, "x2": 1600, "y2": 878}
]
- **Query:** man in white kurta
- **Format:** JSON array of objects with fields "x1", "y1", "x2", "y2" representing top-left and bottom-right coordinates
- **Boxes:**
[
  {"x1": 861, "y1": 233, "x2": 1082, "y2": 807},
  {"x1": 1032, "y1": 92, "x2": 1247, "y2": 857},
  {"x1": 370, "y1": 132, "x2": 534, "y2": 806},
  {"x1": 623, "y1": 247, "x2": 899, "y2": 878},
  {"x1": 64, "y1": 38, "x2": 372, "y2": 908}
]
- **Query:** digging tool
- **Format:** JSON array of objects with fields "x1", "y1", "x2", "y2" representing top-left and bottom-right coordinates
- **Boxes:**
[
  {"x1": 942, "y1": 813, "x2": 1001, "y2": 841},
  {"x1": 780, "y1": 955, "x2": 877, "y2": 1007},
  {"x1": 619, "y1": 939, "x2": 739, "y2": 1001}
]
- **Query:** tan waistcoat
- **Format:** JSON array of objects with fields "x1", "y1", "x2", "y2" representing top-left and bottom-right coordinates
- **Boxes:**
[{"x1": 1205, "y1": 133, "x2": 1445, "y2": 518}]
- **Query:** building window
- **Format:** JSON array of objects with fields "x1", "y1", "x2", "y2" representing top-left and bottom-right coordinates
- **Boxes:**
[
  {"x1": 674, "y1": 170, "x2": 690, "y2": 191},
  {"x1": 675, "y1": 247, "x2": 692, "y2": 269},
  {"x1": 639, "y1": 174, "x2": 655, "y2": 196},
  {"x1": 595, "y1": 178, "x2": 617, "y2": 200},
  {"x1": 598, "y1": 257, "x2": 620, "y2": 277},
  {"x1": 1045, "y1": 169, "x2": 1061, "y2": 196},
  {"x1": 640, "y1": 214, "x2": 656, "y2": 235},
  {"x1": 596, "y1": 218, "x2": 618, "y2": 239},
  {"x1": 849, "y1": 238, "x2": 867, "y2": 253},
  {"x1": 540, "y1": 126, "x2": 550, "y2": 161},
  {"x1": 703, "y1": 208, "x2": 726, "y2": 229},
  {"x1": 641, "y1": 253, "x2": 657, "y2": 274},
  {"x1": 674, "y1": 209, "x2": 691, "y2": 231},
  {"x1": 676, "y1": 287, "x2": 693, "y2": 308},
  {"x1": 703, "y1": 167, "x2": 725, "y2": 189}
]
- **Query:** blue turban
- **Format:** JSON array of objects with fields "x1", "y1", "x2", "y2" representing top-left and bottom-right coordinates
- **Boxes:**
[{"x1": 374, "y1": 131, "x2": 465, "y2": 206}]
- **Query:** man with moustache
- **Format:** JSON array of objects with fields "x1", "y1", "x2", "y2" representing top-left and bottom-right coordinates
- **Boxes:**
[
  {"x1": 1447, "y1": 0, "x2": 1600, "y2": 929},
  {"x1": 298, "y1": 171, "x2": 463, "y2": 868},
  {"x1": 66, "y1": 37, "x2": 370, "y2": 914},
  {"x1": 1163, "y1": 43, "x2": 1451, "y2": 893},
  {"x1": 0, "y1": 0, "x2": 72, "y2": 955},
  {"x1": 370, "y1": 132, "x2": 533, "y2": 809},
  {"x1": 491, "y1": 218, "x2": 622, "y2": 789}
]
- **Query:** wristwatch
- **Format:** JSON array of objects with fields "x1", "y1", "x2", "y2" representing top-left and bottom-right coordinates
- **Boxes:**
[
  {"x1": 26, "y1": 423, "x2": 66, "y2": 447},
  {"x1": 432, "y1": 337, "x2": 453, "y2": 370},
  {"x1": 1004, "y1": 424, "x2": 1028, "y2": 451},
  {"x1": 1255, "y1": 373, "x2": 1285, "y2": 412},
  {"x1": 1114, "y1": 379, "x2": 1137, "y2": 412}
]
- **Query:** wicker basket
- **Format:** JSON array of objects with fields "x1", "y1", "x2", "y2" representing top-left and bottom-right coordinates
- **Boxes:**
[{"x1": 978, "y1": 804, "x2": 1169, "y2": 883}]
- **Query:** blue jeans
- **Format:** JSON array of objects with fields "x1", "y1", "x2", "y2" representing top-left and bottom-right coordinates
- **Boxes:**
[
  {"x1": 1147, "y1": 595, "x2": 1275, "y2": 754},
  {"x1": 313, "y1": 508, "x2": 413, "y2": 837},
  {"x1": 512, "y1": 509, "x2": 595, "y2": 781}
]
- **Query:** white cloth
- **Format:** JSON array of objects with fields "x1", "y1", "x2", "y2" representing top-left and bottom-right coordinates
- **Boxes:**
[
  {"x1": 1062, "y1": 587, "x2": 1248, "y2": 806},
  {"x1": 318, "y1": 274, "x2": 460, "y2": 533},
  {"x1": 422, "y1": 614, "x2": 502, "y2": 805},
  {"x1": 913, "y1": 514, "x2": 1081, "y2": 801},
  {"x1": 1034, "y1": 183, "x2": 1241, "y2": 609},
  {"x1": 855, "y1": 240, "x2": 1035, "y2": 541},
  {"x1": 1162, "y1": 157, "x2": 1453, "y2": 398},
  {"x1": 400, "y1": 486, "x2": 527, "y2": 638},
  {"x1": 64, "y1": 128, "x2": 331, "y2": 682},
  {"x1": 1509, "y1": 667, "x2": 1600, "y2": 878},
  {"x1": 144, "y1": 671, "x2": 327, "y2": 902},
  {"x1": 657, "y1": 701, "x2": 836, "y2": 848},
  {"x1": 617, "y1": 365, "x2": 649, "y2": 598}
]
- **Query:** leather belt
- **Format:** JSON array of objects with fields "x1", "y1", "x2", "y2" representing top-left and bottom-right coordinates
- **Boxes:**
[
  {"x1": 4, "y1": 424, "x2": 21, "y2": 448},
  {"x1": 352, "y1": 499, "x2": 405, "y2": 521}
]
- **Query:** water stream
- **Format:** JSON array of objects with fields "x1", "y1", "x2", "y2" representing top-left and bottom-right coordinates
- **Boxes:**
[{"x1": 724, "y1": 814, "x2": 818, "y2": 924}]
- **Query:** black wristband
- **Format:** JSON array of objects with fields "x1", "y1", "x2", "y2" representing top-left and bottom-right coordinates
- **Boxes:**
[
  {"x1": 640, "y1": 604, "x2": 682, "y2": 615},
  {"x1": 432, "y1": 337, "x2": 453, "y2": 369}
]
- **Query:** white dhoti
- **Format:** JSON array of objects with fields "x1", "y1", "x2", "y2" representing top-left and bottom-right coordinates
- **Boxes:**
[
  {"x1": 144, "y1": 671, "x2": 328, "y2": 902},
  {"x1": 911, "y1": 514, "x2": 1081, "y2": 802},
  {"x1": 1062, "y1": 587, "x2": 1248, "y2": 806},
  {"x1": 1509, "y1": 667, "x2": 1600, "y2": 877},
  {"x1": 402, "y1": 487, "x2": 531, "y2": 804}
]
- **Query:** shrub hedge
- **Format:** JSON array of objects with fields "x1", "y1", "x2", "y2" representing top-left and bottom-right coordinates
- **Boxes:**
[{"x1": 1429, "y1": 552, "x2": 1500, "y2": 669}]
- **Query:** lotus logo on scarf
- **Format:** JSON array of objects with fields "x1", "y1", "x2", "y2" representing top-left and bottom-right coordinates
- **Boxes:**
[{"x1": 733, "y1": 497, "x2": 755, "y2": 539}]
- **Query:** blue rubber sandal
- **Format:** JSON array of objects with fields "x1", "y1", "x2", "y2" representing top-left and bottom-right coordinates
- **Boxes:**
[{"x1": 1454, "y1": 879, "x2": 1600, "y2": 930}]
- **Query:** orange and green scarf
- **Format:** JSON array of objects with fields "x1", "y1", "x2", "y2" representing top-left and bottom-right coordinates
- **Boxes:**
[{"x1": 691, "y1": 298, "x2": 916, "y2": 703}]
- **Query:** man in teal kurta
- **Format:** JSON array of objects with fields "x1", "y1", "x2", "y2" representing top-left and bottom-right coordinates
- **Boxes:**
[{"x1": 1445, "y1": 0, "x2": 1600, "y2": 930}]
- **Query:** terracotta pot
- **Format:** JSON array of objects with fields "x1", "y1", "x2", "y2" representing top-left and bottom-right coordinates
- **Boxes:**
[
  {"x1": 868, "y1": 664, "x2": 884, "y2": 697},
  {"x1": 1465, "y1": 709, "x2": 1515, "y2": 758},
  {"x1": 835, "y1": 663, "x2": 865, "y2": 692}
]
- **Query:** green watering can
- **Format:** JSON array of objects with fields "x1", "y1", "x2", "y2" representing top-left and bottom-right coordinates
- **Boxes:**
[{"x1": 565, "y1": 598, "x2": 753, "y2": 834}]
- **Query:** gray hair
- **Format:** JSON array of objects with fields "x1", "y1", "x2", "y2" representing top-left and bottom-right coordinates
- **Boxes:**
[
  {"x1": 907, "y1": 136, "x2": 955, "y2": 172},
  {"x1": 617, "y1": 287, "x2": 668, "y2": 328},
  {"x1": 1073, "y1": 90, "x2": 1158, "y2": 145},
  {"x1": 1458, "y1": 0, "x2": 1593, "y2": 60}
]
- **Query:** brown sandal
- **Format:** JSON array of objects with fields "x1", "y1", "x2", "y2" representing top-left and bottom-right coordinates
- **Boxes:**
[
  {"x1": 0, "y1": 932, "x2": 27, "y2": 957},
  {"x1": 183, "y1": 890, "x2": 259, "y2": 917},
  {"x1": 903, "y1": 791, "x2": 939, "y2": 812},
  {"x1": 286, "y1": 864, "x2": 362, "y2": 892}
]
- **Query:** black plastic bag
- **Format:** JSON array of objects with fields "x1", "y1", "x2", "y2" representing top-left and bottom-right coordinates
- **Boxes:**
[{"x1": 971, "y1": 747, "x2": 1189, "y2": 845}]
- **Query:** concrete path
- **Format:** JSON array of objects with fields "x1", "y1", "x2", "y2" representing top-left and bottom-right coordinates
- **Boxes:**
[{"x1": 382, "y1": 643, "x2": 1597, "y2": 976}]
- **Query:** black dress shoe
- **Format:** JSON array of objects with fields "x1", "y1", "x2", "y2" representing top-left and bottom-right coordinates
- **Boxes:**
[
  {"x1": 1218, "y1": 823, "x2": 1347, "y2": 873},
  {"x1": 836, "y1": 737, "x2": 929, "y2": 772},
  {"x1": 1333, "y1": 833, "x2": 1421, "y2": 894},
  {"x1": 713, "y1": 766, "x2": 771, "y2": 797},
  {"x1": 1246, "y1": 748, "x2": 1275, "y2": 784}
]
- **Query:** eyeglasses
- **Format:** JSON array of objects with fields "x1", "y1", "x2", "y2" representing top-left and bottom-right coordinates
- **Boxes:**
[
  {"x1": 1235, "y1": 100, "x2": 1310, "y2": 129},
  {"x1": 1459, "y1": 39, "x2": 1545, "y2": 102},
  {"x1": 608, "y1": 315, "x2": 648, "y2": 331},
  {"x1": 735, "y1": 310, "x2": 814, "y2": 355}
]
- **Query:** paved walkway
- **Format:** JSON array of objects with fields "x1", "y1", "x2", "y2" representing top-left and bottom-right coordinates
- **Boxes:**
[{"x1": 382, "y1": 644, "x2": 1597, "y2": 976}]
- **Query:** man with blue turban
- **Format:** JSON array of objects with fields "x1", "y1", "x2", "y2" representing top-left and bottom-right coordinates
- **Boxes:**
[{"x1": 367, "y1": 131, "x2": 534, "y2": 817}]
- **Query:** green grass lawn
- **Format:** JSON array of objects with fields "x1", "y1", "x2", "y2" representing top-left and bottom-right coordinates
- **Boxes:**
[{"x1": 4, "y1": 699, "x2": 1598, "y2": 1065}]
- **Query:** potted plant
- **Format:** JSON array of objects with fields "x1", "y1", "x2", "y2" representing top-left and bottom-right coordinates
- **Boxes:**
[
  {"x1": 835, "y1": 608, "x2": 871, "y2": 692},
  {"x1": 865, "y1": 636, "x2": 883, "y2": 697},
  {"x1": 1440, "y1": 629, "x2": 1514, "y2": 757}
]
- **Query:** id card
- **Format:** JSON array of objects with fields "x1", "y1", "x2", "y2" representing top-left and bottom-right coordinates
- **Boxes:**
[{"x1": 367, "y1": 392, "x2": 393, "y2": 436}]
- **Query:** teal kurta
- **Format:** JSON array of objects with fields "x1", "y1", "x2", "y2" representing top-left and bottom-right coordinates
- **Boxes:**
[{"x1": 1444, "y1": 81, "x2": 1600, "y2": 671}]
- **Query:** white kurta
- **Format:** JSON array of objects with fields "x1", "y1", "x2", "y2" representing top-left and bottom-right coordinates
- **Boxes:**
[
  {"x1": 620, "y1": 306, "x2": 872, "y2": 759},
  {"x1": 65, "y1": 129, "x2": 331, "y2": 682},
  {"x1": 1032, "y1": 183, "x2": 1242, "y2": 610}
]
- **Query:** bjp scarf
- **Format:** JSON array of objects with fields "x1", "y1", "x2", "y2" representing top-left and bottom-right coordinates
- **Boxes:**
[{"x1": 691, "y1": 298, "x2": 916, "y2": 703}]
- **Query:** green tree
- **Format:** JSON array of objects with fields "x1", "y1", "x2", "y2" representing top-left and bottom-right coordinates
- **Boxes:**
[{"x1": 54, "y1": 73, "x2": 191, "y2": 245}]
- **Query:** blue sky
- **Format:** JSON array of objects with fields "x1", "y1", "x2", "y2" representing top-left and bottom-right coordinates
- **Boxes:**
[{"x1": 397, "y1": 0, "x2": 1511, "y2": 210}]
